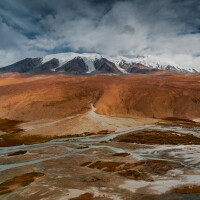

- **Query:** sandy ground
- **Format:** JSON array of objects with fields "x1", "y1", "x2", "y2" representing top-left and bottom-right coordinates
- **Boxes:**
[{"x1": 21, "y1": 105, "x2": 157, "y2": 137}]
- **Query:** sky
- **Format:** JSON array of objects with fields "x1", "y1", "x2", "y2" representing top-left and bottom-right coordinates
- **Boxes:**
[{"x1": 0, "y1": 0, "x2": 200, "y2": 68}]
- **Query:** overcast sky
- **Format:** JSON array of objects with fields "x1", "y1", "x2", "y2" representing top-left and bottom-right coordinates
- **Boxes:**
[{"x1": 0, "y1": 0, "x2": 200, "y2": 68}]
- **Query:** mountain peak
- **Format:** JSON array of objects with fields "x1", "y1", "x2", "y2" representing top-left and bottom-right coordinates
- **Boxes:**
[{"x1": 0, "y1": 52, "x2": 198, "y2": 74}]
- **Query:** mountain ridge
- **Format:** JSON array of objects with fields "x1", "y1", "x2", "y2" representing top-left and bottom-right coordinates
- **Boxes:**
[{"x1": 0, "y1": 52, "x2": 199, "y2": 74}]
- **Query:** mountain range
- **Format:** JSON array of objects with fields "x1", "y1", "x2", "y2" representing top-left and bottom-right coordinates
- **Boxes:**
[{"x1": 0, "y1": 53, "x2": 198, "y2": 74}]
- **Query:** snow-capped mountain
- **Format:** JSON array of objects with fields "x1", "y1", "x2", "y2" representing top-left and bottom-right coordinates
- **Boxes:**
[{"x1": 0, "y1": 52, "x2": 198, "y2": 74}]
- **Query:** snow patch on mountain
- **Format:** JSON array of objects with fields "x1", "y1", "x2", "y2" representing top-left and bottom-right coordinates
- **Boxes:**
[
  {"x1": 105, "y1": 56, "x2": 129, "y2": 74},
  {"x1": 131, "y1": 55, "x2": 197, "y2": 73},
  {"x1": 40, "y1": 52, "x2": 199, "y2": 73},
  {"x1": 42, "y1": 52, "x2": 102, "y2": 73}
]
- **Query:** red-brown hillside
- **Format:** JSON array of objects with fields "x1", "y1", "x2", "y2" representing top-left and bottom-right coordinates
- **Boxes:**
[{"x1": 0, "y1": 72, "x2": 199, "y2": 120}]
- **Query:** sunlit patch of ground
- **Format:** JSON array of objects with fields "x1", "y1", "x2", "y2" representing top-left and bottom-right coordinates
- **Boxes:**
[{"x1": 20, "y1": 104, "x2": 156, "y2": 138}]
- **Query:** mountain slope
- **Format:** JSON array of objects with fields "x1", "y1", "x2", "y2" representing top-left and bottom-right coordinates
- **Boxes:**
[
  {"x1": 0, "y1": 58, "x2": 42, "y2": 73},
  {"x1": 0, "y1": 73, "x2": 199, "y2": 121},
  {"x1": 0, "y1": 52, "x2": 198, "y2": 74}
]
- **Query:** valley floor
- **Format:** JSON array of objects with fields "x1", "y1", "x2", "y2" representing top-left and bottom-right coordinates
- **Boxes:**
[
  {"x1": 0, "y1": 73, "x2": 200, "y2": 199},
  {"x1": 0, "y1": 111, "x2": 200, "y2": 199},
  {"x1": 20, "y1": 104, "x2": 157, "y2": 137}
]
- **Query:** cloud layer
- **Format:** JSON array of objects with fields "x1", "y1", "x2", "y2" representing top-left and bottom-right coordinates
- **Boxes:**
[{"x1": 0, "y1": 0, "x2": 200, "y2": 69}]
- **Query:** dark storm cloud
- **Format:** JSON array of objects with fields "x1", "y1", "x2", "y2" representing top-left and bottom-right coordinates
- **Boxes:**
[{"x1": 0, "y1": 0, "x2": 200, "y2": 68}]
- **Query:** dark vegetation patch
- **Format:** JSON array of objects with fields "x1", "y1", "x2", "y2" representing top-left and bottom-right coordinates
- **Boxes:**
[
  {"x1": 0, "y1": 118, "x2": 44, "y2": 147},
  {"x1": 69, "y1": 193, "x2": 94, "y2": 200},
  {"x1": 88, "y1": 161, "x2": 123, "y2": 172},
  {"x1": 128, "y1": 160, "x2": 184, "y2": 176},
  {"x1": 7, "y1": 150, "x2": 27, "y2": 156},
  {"x1": 118, "y1": 169, "x2": 153, "y2": 181},
  {"x1": 112, "y1": 152, "x2": 130, "y2": 157},
  {"x1": 58, "y1": 130, "x2": 112, "y2": 139},
  {"x1": 97, "y1": 130, "x2": 110, "y2": 134},
  {"x1": 0, "y1": 119, "x2": 23, "y2": 134},
  {"x1": 83, "y1": 176, "x2": 102, "y2": 183},
  {"x1": 173, "y1": 185, "x2": 200, "y2": 194},
  {"x1": 113, "y1": 130, "x2": 200, "y2": 145},
  {"x1": 82, "y1": 160, "x2": 183, "y2": 181},
  {"x1": 159, "y1": 117, "x2": 200, "y2": 128},
  {"x1": 0, "y1": 122, "x2": 112, "y2": 147},
  {"x1": 0, "y1": 133, "x2": 54, "y2": 147},
  {"x1": 77, "y1": 145, "x2": 89, "y2": 149},
  {"x1": 192, "y1": 98, "x2": 200, "y2": 104},
  {"x1": 0, "y1": 130, "x2": 111, "y2": 147},
  {"x1": 0, "y1": 172, "x2": 44, "y2": 195},
  {"x1": 70, "y1": 193, "x2": 94, "y2": 200},
  {"x1": 78, "y1": 130, "x2": 111, "y2": 137},
  {"x1": 164, "y1": 117, "x2": 195, "y2": 123}
]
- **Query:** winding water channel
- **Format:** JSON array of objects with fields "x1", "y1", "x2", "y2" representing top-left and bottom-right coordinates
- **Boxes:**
[
  {"x1": 1, "y1": 124, "x2": 200, "y2": 172},
  {"x1": 1, "y1": 124, "x2": 200, "y2": 199}
]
